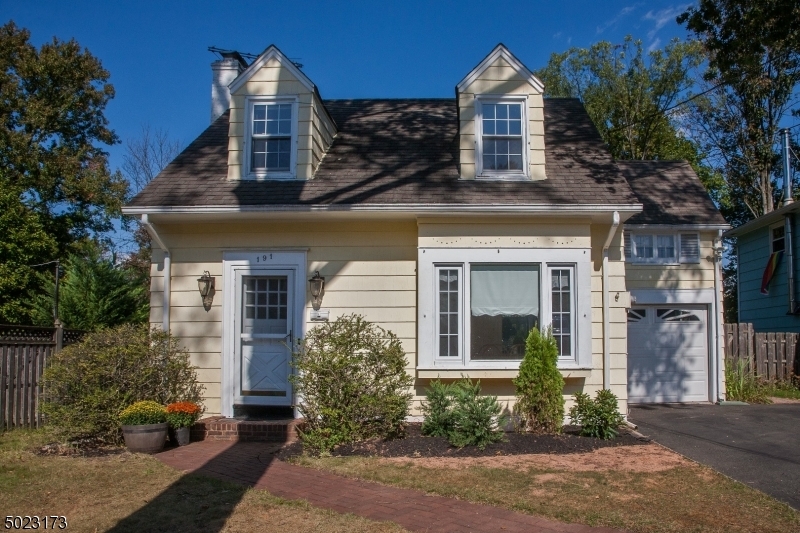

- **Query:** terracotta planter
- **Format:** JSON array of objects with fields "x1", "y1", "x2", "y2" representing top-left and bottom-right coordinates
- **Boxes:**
[
  {"x1": 122, "y1": 422, "x2": 169, "y2": 453},
  {"x1": 174, "y1": 426, "x2": 191, "y2": 446}
]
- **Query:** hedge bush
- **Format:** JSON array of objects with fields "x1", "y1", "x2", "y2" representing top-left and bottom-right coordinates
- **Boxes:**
[
  {"x1": 568, "y1": 389, "x2": 624, "y2": 439},
  {"x1": 41, "y1": 324, "x2": 204, "y2": 444},
  {"x1": 420, "y1": 379, "x2": 454, "y2": 438},
  {"x1": 290, "y1": 315, "x2": 413, "y2": 454},
  {"x1": 512, "y1": 327, "x2": 565, "y2": 433}
]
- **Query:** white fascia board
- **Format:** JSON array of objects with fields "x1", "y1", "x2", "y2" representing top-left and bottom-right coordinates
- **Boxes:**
[
  {"x1": 625, "y1": 223, "x2": 731, "y2": 231},
  {"x1": 228, "y1": 45, "x2": 316, "y2": 95},
  {"x1": 122, "y1": 203, "x2": 642, "y2": 216},
  {"x1": 456, "y1": 44, "x2": 544, "y2": 94}
]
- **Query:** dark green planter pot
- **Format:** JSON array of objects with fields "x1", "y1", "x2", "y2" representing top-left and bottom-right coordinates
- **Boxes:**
[
  {"x1": 174, "y1": 426, "x2": 191, "y2": 446},
  {"x1": 122, "y1": 422, "x2": 169, "y2": 453}
]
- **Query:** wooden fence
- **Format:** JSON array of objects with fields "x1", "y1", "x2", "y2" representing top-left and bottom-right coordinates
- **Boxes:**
[
  {"x1": 723, "y1": 323, "x2": 799, "y2": 380},
  {"x1": 0, "y1": 324, "x2": 84, "y2": 430}
]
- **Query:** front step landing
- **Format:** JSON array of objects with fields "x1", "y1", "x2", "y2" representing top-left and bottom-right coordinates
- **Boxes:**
[{"x1": 191, "y1": 416, "x2": 303, "y2": 443}]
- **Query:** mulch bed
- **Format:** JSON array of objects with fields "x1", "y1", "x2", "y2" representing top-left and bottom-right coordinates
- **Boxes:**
[{"x1": 277, "y1": 423, "x2": 650, "y2": 460}]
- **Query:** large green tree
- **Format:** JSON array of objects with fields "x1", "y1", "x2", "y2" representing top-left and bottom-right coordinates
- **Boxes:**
[
  {"x1": 536, "y1": 37, "x2": 706, "y2": 161},
  {"x1": 0, "y1": 21, "x2": 127, "y2": 323},
  {"x1": 679, "y1": 0, "x2": 800, "y2": 221}
]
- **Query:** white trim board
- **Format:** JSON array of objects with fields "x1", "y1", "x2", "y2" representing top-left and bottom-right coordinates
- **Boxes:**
[
  {"x1": 456, "y1": 43, "x2": 544, "y2": 94},
  {"x1": 630, "y1": 288, "x2": 716, "y2": 305},
  {"x1": 228, "y1": 45, "x2": 316, "y2": 95}
]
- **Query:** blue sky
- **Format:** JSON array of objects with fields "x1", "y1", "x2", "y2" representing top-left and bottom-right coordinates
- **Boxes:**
[{"x1": 5, "y1": 0, "x2": 694, "y2": 175}]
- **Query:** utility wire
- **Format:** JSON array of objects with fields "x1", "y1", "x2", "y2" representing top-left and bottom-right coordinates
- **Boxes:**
[{"x1": 27, "y1": 260, "x2": 59, "y2": 268}]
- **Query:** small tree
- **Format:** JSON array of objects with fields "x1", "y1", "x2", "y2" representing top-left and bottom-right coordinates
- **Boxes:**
[
  {"x1": 513, "y1": 327, "x2": 565, "y2": 433},
  {"x1": 290, "y1": 315, "x2": 413, "y2": 454}
]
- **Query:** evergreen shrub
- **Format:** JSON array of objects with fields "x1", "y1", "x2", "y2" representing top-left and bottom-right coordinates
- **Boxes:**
[
  {"x1": 421, "y1": 377, "x2": 506, "y2": 449},
  {"x1": 42, "y1": 324, "x2": 204, "y2": 444},
  {"x1": 568, "y1": 389, "x2": 624, "y2": 439},
  {"x1": 290, "y1": 315, "x2": 414, "y2": 455},
  {"x1": 512, "y1": 327, "x2": 565, "y2": 433}
]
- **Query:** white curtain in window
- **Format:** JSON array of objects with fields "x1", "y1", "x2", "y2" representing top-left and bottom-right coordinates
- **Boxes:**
[{"x1": 470, "y1": 265, "x2": 539, "y2": 316}]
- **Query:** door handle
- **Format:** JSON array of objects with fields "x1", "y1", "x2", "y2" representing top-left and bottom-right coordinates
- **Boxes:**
[{"x1": 284, "y1": 330, "x2": 293, "y2": 346}]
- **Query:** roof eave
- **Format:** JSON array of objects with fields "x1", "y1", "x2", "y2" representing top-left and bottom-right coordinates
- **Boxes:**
[{"x1": 723, "y1": 202, "x2": 800, "y2": 238}]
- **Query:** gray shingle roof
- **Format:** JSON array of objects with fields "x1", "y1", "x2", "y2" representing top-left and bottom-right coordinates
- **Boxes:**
[
  {"x1": 126, "y1": 98, "x2": 723, "y2": 229},
  {"x1": 618, "y1": 160, "x2": 728, "y2": 226}
]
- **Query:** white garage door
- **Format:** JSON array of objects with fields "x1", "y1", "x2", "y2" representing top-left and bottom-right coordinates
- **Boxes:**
[{"x1": 627, "y1": 306, "x2": 709, "y2": 403}]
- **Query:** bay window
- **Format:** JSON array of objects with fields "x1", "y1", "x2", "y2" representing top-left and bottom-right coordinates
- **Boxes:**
[{"x1": 422, "y1": 248, "x2": 591, "y2": 369}]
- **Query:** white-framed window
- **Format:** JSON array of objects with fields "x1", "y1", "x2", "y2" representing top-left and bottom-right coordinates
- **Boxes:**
[
  {"x1": 624, "y1": 231, "x2": 700, "y2": 264},
  {"x1": 435, "y1": 266, "x2": 462, "y2": 359},
  {"x1": 771, "y1": 223, "x2": 786, "y2": 253},
  {"x1": 419, "y1": 248, "x2": 591, "y2": 369},
  {"x1": 475, "y1": 96, "x2": 528, "y2": 179},
  {"x1": 244, "y1": 96, "x2": 298, "y2": 179}
]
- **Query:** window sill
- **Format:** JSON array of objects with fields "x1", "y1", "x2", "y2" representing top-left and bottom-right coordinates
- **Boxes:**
[
  {"x1": 473, "y1": 174, "x2": 530, "y2": 181},
  {"x1": 244, "y1": 172, "x2": 296, "y2": 181},
  {"x1": 417, "y1": 368, "x2": 593, "y2": 379}
]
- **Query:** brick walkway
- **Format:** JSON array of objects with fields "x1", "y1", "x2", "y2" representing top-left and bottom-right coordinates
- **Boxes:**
[{"x1": 155, "y1": 440, "x2": 623, "y2": 533}]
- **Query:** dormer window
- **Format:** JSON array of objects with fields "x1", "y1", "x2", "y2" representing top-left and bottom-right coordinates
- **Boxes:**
[
  {"x1": 245, "y1": 96, "x2": 298, "y2": 179},
  {"x1": 475, "y1": 97, "x2": 528, "y2": 179}
]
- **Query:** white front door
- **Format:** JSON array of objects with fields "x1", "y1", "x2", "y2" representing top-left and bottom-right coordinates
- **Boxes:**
[{"x1": 233, "y1": 269, "x2": 294, "y2": 405}]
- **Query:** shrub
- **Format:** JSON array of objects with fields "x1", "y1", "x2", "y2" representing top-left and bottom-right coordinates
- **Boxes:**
[
  {"x1": 512, "y1": 327, "x2": 565, "y2": 433},
  {"x1": 421, "y1": 377, "x2": 506, "y2": 449},
  {"x1": 119, "y1": 401, "x2": 166, "y2": 426},
  {"x1": 165, "y1": 401, "x2": 202, "y2": 428},
  {"x1": 41, "y1": 324, "x2": 204, "y2": 444},
  {"x1": 568, "y1": 389, "x2": 624, "y2": 439},
  {"x1": 447, "y1": 378, "x2": 507, "y2": 449},
  {"x1": 420, "y1": 380, "x2": 454, "y2": 438},
  {"x1": 724, "y1": 359, "x2": 771, "y2": 403},
  {"x1": 290, "y1": 315, "x2": 414, "y2": 454}
]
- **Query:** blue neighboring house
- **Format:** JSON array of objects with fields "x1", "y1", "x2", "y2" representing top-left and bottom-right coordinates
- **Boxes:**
[{"x1": 725, "y1": 202, "x2": 800, "y2": 332}]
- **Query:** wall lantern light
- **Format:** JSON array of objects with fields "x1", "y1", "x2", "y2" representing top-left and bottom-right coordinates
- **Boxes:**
[
  {"x1": 308, "y1": 270, "x2": 325, "y2": 310},
  {"x1": 197, "y1": 270, "x2": 215, "y2": 310}
]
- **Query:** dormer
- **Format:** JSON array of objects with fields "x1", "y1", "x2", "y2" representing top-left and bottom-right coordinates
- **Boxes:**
[
  {"x1": 220, "y1": 45, "x2": 337, "y2": 181},
  {"x1": 456, "y1": 44, "x2": 546, "y2": 181}
]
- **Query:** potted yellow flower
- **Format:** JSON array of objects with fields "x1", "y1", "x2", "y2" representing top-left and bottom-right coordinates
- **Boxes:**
[
  {"x1": 119, "y1": 401, "x2": 168, "y2": 453},
  {"x1": 165, "y1": 401, "x2": 202, "y2": 446}
]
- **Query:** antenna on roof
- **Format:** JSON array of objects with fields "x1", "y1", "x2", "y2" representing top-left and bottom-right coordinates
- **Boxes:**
[
  {"x1": 208, "y1": 46, "x2": 257, "y2": 68},
  {"x1": 289, "y1": 58, "x2": 304, "y2": 69}
]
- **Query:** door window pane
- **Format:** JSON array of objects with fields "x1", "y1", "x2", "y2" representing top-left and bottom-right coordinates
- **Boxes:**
[{"x1": 242, "y1": 276, "x2": 288, "y2": 334}]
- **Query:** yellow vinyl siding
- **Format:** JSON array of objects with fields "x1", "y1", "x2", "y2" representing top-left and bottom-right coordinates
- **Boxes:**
[
  {"x1": 624, "y1": 232, "x2": 717, "y2": 290},
  {"x1": 148, "y1": 220, "x2": 417, "y2": 417},
  {"x1": 458, "y1": 55, "x2": 546, "y2": 180},
  {"x1": 227, "y1": 57, "x2": 336, "y2": 181}
]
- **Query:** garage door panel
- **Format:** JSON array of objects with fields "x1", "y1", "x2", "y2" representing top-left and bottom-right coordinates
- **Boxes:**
[{"x1": 627, "y1": 306, "x2": 709, "y2": 404}]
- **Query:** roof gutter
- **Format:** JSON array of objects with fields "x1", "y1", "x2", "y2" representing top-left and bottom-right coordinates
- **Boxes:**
[
  {"x1": 141, "y1": 214, "x2": 171, "y2": 332},
  {"x1": 602, "y1": 211, "x2": 621, "y2": 391},
  {"x1": 122, "y1": 203, "x2": 643, "y2": 216}
]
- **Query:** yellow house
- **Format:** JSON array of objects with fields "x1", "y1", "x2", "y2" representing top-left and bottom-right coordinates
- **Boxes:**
[{"x1": 123, "y1": 44, "x2": 729, "y2": 423}]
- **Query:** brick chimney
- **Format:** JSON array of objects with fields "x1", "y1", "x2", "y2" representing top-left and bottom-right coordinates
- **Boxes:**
[{"x1": 210, "y1": 51, "x2": 247, "y2": 123}]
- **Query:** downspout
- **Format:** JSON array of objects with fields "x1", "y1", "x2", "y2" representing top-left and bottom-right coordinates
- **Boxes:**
[
  {"x1": 141, "y1": 214, "x2": 171, "y2": 332},
  {"x1": 782, "y1": 128, "x2": 796, "y2": 314},
  {"x1": 712, "y1": 230, "x2": 723, "y2": 402},
  {"x1": 602, "y1": 211, "x2": 621, "y2": 390}
]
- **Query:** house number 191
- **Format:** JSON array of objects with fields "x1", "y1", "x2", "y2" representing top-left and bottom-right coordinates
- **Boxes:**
[{"x1": 255, "y1": 254, "x2": 273, "y2": 262}]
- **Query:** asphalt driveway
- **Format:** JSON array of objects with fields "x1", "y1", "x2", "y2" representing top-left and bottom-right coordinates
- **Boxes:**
[{"x1": 629, "y1": 403, "x2": 800, "y2": 510}]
